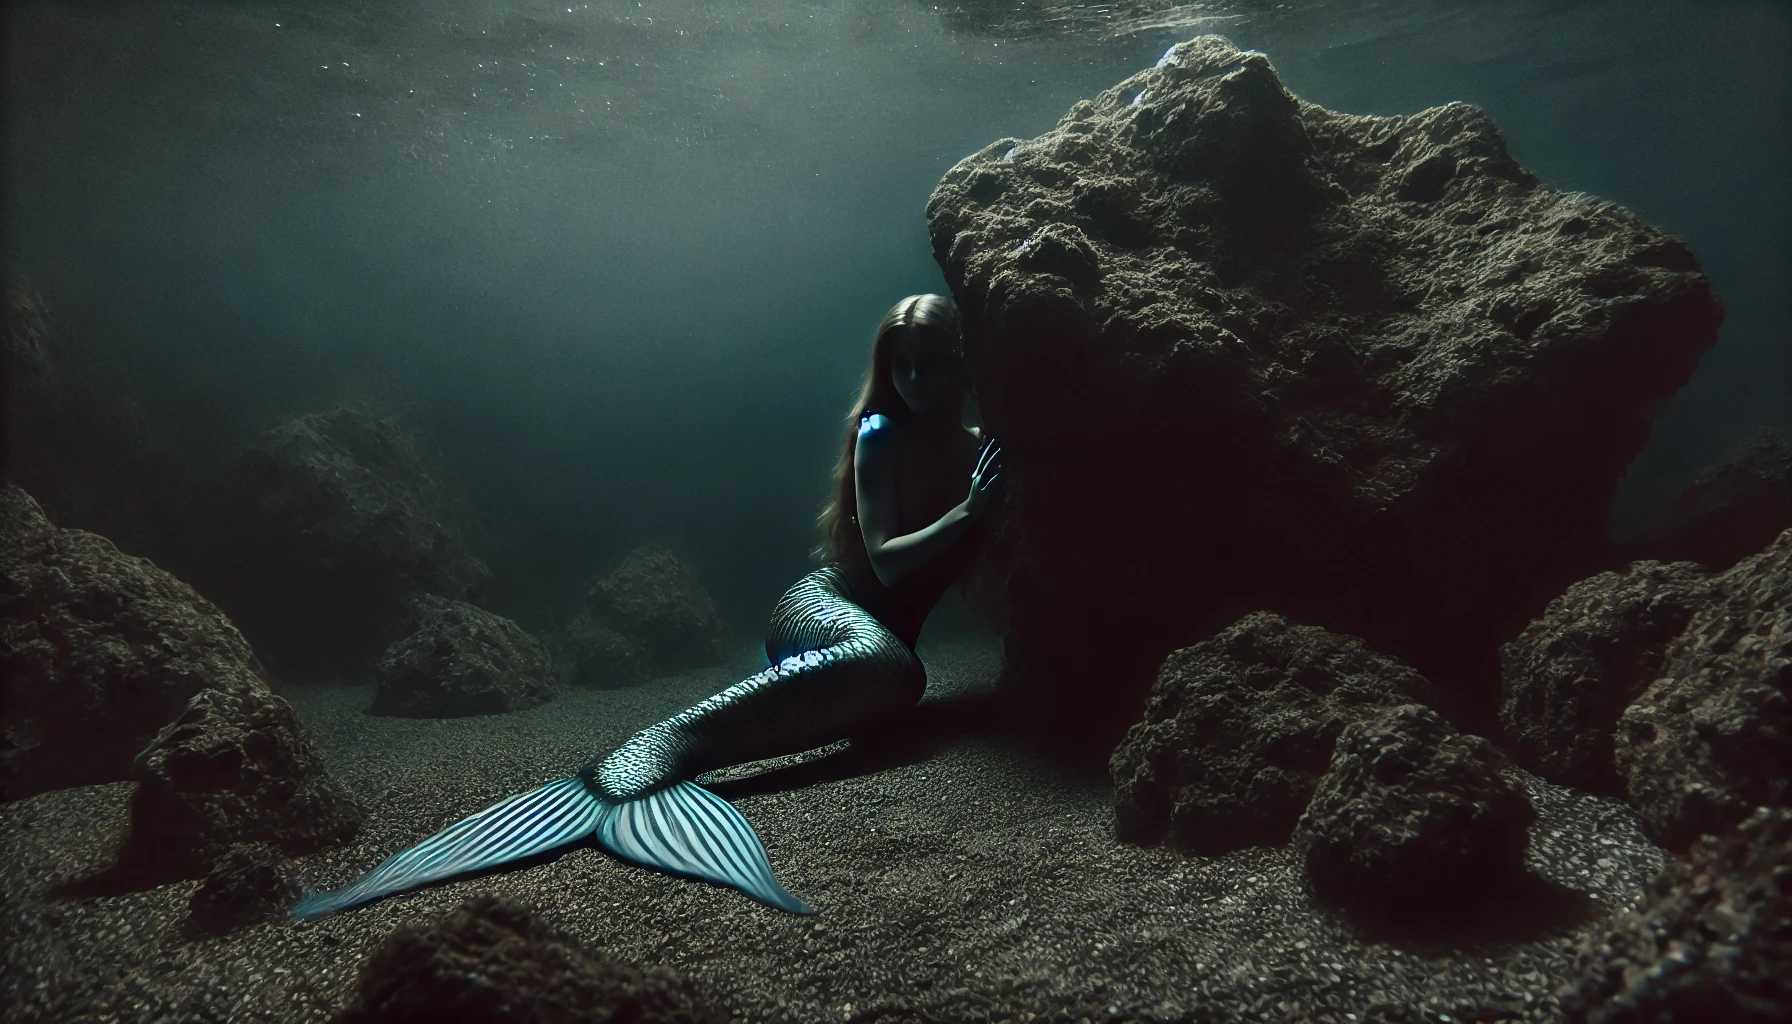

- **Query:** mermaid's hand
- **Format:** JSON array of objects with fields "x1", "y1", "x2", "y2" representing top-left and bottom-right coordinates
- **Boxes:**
[{"x1": 963, "y1": 438, "x2": 1005, "y2": 518}]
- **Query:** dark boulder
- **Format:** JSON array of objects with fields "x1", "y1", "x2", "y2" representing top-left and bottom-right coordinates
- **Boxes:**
[
  {"x1": 333, "y1": 894, "x2": 726, "y2": 1024},
  {"x1": 574, "y1": 543, "x2": 723, "y2": 684},
  {"x1": 1564, "y1": 805, "x2": 1792, "y2": 1024},
  {"x1": 218, "y1": 408, "x2": 491, "y2": 678},
  {"x1": 1, "y1": 484, "x2": 257, "y2": 800},
  {"x1": 1109, "y1": 611, "x2": 1436, "y2": 855},
  {"x1": 1499, "y1": 560, "x2": 1713, "y2": 793},
  {"x1": 1293, "y1": 703, "x2": 1537, "y2": 932},
  {"x1": 927, "y1": 35, "x2": 1721, "y2": 749},
  {"x1": 118, "y1": 676, "x2": 362, "y2": 881},
  {"x1": 185, "y1": 842, "x2": 301, "y2": 936},
  {"x1": 1616, "y1": 529, "x2": 1791, "y2": 850},
  {"x1": 371, "y1": 595, "x2": 556, "y2": 718},
  {"x1": 1624, "y1": 426, "x2": 1792, "y2": 572},
  {"x1": 562, "y1": 613, "x2": 651, "y2": 688}
]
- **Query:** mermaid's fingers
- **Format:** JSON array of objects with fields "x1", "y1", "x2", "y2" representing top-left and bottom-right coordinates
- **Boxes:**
[{"x1": 974, "y1": 439, "x2": 997, "y2": 476}]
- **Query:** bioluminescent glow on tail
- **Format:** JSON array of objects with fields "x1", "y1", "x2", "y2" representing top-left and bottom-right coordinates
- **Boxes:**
[{"x1": 290, "y1": 776, "x2": 810, "y2": 920}]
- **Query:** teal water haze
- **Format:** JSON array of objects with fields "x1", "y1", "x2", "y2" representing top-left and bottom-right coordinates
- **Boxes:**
[{"x1": 5, "y1": 0, "x2": 1786, "y2": 624}]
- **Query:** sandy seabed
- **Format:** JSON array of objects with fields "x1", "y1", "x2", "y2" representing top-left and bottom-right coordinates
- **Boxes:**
[{"x1": 1, "y1": 631, "x2": 1666, "y2": 1024}]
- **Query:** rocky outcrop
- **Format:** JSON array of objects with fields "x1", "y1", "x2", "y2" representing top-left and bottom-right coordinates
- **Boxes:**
[
  {"x1": 1499, "y1": 560, "x2": 1713, "y2": 793},
  {"x1": 1109, "y1": 611, "x2": 1436, "y2": 855},
  {"x1": 185, "y1": 843, "x2": 301, "y2": 937},
  {"x1": 333, "y1": 895, "x2": 726, "y2": 1024},
  {"x1": 1615, "y1": 529, "x2": 1790, "y2": 849},
  {"x1": 1294, "y1": 704, "x2": 1536, "y2": 932},
  {"x1": 0, "y1": 485, "x2": 256, "y2": 800},
  {"x1": 219, "y1": 408, "x2": 491, "y2": 678},
  {"x1": 118, "y1": 677, "x2": 362, "y2": 881},
  {"x1": 371, "y1": 596, "x2": 555, "y2": 718},
  {"x1": 562, "y1": 614, "x2": 650, "y2": 688},
  {"x1": 1626, "y1": 426, "x2": 1792, "y2": 572},
  {"x1": 927, "y1": 35, "x2": 1721, "y2": 747},
  {"x1": 572, "y1": 543, "x2": 723, "y2": 686},
  {"x1": 1564, "y1": 805, "x2": 1792, "y2": 1024}
]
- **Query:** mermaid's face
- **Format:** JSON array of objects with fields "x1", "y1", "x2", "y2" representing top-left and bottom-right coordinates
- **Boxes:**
[{"x1": 888, "y1": 326, "x2": 963, "y2": 416}]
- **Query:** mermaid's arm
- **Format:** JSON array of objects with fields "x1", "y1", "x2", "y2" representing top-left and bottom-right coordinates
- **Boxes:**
[{"x1": 856, "y1": 413, "x2": 997, "y2": 587}]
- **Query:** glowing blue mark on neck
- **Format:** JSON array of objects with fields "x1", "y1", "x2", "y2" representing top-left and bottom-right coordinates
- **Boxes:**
[
  {"x1": 1001, "y1": 145, "x2": 1017, "y2": 163},
  {"x1": 1132, "y1": 89, "x2": 1149, "y2": 106},
  {"x1": 1155, "y1": 46, "x2": 1179, "y2": 69}
]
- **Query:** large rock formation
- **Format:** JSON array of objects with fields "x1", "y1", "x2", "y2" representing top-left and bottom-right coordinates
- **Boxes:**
[
  {"x1": 1615, "y1": 528, "x2": 1790, "y2": 849},
  {"x1": 1294, "y1": 703, "x2": 1536, "y2": 933},
  {"x1": 569, "y1": 543, "x2": 724, "y2": 686},
  {"x1": 926, "y1": 36, "x2": 1721, "y2": 746},
  {"x1": 218, "y1": 407, "x2": 491, "y2": 678},
  {"x1": 1564, "y1": 805, "x2": 1792, "y2": 1024},
  {"x1": 1109, "y1": 611, "x2": 1437, "y2": 855},
  {"x1": 1625, "y1": 426, "x2": 1792, "y2": 572},
  {"x1": 1499, "y1": 559, "x2": 1713, "y2": 793},
  {"x1": 0, "y1": 485, "x2": 255, "y2": 799},
  {"x1": 372, "y1": 595, "x2": 556, "y2": 718},
  {"x1": 119, "y1": 675, "x2": 363, "y2": 881},
  {"x1": 333, "y1": 895, "x2": 726, "y2": 1024}
]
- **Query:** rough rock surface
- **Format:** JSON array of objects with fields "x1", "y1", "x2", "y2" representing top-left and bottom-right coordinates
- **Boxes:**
[
  {"x1": 1616, "y1": 528, "x2": 1791, "y2": 849},
  {"x1": 371, "y1": 595, "x2": 555, "y2": 718},
  {"x1": 1110, "y1": 611, "x2": 1437, "y2": 855},
  {"x1": 1294, "y1": 703, "x2": 1537, "y2": 931},
  {"x1": 0, "y1": 635, "x2": 1676, "y2": 1024},
  {"x1": 119, "y1": 677, "x2": 362, "y2": 881},
  {"x1": 1564, "y1": 805, "x2": 1792, "y2": 1024},
  {"x1": 1628, "y1": 426, "x2": 1792, "y2": 572},
  {"x1": 577, "y1": 542, "x2": 723, "y2": 683},
  {"x1": 220, "y1": 407, "x2": 491, "y2": 678},
  {"x1": 563, "y1": 613, "x2": 650, "y2": 687},
  {"x1": 1499, "y1": 559, "x2": 1713, "y2": 793},
  {"x1": 927, "y1": 35, "x2": 1721, "y2": 748},
  {"x1": 0, "y1": 484, "x2": 259, "y2": 800},
  {"x1": 186, "y1": 842, "x2": 301, "y2": 937},
  {"x1": 333, "y1": 895, "x2": 726, "y2": 1024}
]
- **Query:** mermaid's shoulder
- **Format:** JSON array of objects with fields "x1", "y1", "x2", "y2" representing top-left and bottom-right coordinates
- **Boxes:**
[{"x1": 857, "y1": 411, "x2": 892, "y2": 443}]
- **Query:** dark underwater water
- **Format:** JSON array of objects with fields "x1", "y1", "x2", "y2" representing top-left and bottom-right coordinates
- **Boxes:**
[{"x1": 4, "y1": 0, "x2": 1788, "y2": 623}]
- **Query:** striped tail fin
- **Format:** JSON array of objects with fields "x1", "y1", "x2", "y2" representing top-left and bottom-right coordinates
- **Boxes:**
[
  {"x1": 594, "y1": 780, "x2": 813, "y2": 914},
  {"x1": 291, "y1": 777, "x2": 812, "y2": 919},
  {"x1": 291, "y1": 776, "x2": 604, "y2": 920}
]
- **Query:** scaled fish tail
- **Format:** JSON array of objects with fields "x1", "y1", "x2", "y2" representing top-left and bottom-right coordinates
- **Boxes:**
[
  {"x1": 290, "y1": 776, "x2": 810, "y2": 920},
  {"x1": 595, "y1": 779, "x2": 812, "y2": 914}
]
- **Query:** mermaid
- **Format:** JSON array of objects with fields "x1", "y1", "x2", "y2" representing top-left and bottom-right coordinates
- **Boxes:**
[{"x1": 293, "y1": 293, "x2": 1004, "y2": 918}]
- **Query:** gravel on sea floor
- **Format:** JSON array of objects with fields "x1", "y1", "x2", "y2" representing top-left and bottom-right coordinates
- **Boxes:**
[{"x1": 0, "y1": 631, "x2": 1668, "y2": 1024}]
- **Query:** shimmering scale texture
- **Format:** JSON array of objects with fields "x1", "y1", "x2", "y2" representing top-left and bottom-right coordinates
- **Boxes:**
[
  {"x1": 583, "y1": 563, "x2": 924, "y2": 800},
  {"x1": 292, "y1": 563, "x2": 932, "y2": 917}
]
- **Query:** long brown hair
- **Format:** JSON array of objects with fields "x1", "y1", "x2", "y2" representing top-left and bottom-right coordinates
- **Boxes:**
[{"x1": 811, "y1": 293, "x2": 964, "y2": 569}]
